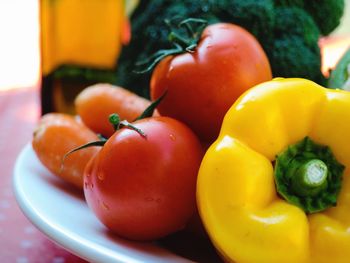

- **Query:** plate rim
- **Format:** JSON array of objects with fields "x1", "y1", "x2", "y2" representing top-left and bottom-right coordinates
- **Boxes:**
[{"x1": 13, "y1": 143, "x2": 193, "y2": 263}]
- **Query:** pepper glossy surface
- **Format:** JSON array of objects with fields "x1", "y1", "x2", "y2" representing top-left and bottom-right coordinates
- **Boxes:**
[{"x1": 197, "y1": 78, "x2": 350, "y2": 263}]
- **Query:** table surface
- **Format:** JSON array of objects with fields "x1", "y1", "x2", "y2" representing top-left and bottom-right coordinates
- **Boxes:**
[{"x1": 0, "y1": 86, "x2": 86, "y2": 263}]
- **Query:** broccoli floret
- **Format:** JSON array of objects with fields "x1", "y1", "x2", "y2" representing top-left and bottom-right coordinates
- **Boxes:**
[
  {"x1": 274, "y1": 0, "x2": 304, "y2": 8},
  {"x1": 115, "y1": 0, "x2": 344, "y2": 97},
  {"x1": 268, "y1": 36, "x2": 325, "y2": 85},
  {"x1": 274, "y1": 0, "x2": 345, "y2": 35},
  {"x1": 115, "y1": 0, "x2": 275, "y2": 97},
  {"x1": 267, "y1": 6, "x2": 325, "y2": 83},
  {"x1": 114, "y1": 0, "x2": 171, "y2": 97},
  {"x1": 217, "y1": 0, "x2": 275, "y2": 40},
  {"x1": 116, "y1": 0, "x2": 219, "y2": 97},
  {"x1": 273, "y1": 7, "x2": 320, "y2": 48},
  {"x1": 304, "y1": 0, "x2": 345, "y2": 35}
]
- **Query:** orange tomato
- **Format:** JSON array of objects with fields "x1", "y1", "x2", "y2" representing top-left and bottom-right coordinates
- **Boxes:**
[
  {"x1": 32, "y1": 113, "x2": 99, "y2": 189},
  {"x1": 75, "y1": 84, "x2": 152, "y2": 137}
]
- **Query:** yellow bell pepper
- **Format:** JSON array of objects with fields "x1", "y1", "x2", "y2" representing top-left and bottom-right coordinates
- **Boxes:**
[{"x1": 197, "y1": 78, "x2": 350, "y2": 263}]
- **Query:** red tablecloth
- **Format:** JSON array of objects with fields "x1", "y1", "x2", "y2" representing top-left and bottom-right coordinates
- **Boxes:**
[{"x1": 0, "y1": 86, "x2": 86, "y2": 262}]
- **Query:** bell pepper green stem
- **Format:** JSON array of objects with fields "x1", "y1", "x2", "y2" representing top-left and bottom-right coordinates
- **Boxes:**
[
  {"x1": 290, "y1": 159, "x2": 328, "y2": 197},
  {"x1": 274, "y1": 137, "x2": 344, "y2": 213}
]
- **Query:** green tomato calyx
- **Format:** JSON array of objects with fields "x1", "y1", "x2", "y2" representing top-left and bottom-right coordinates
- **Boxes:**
[{"x1": 135, "y1": 18, "x2": 208, "y2": 73}]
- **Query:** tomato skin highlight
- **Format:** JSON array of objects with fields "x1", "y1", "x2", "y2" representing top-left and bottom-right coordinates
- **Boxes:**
[
  {"x1": 84, "y1": 116, "x2": 203, "y2": 241},
  {"x1": 151, "y1": 23, "x2": 272, "y2": 142}
]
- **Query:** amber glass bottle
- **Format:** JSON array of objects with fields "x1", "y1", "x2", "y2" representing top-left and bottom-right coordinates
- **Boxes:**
[{"x1": 40, "y1": 0, "x2": 128, "y2": 114}]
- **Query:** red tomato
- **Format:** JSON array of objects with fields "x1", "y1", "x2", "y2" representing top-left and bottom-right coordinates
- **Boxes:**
[
  {"x1": 150, "y1": 23, "x2": 272, "y2": 142},
  {"x1": 84, "y1": 116, "x2": 203, "y2": 241}
]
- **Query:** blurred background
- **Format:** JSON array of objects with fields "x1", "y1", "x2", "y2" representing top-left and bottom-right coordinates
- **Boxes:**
[
  {"x1": 0, "y1": 0, "x2": 39, "y2": 90},
  {"x1": 320, "y1": 0, "x2": 350, "y2": 75},
  {"x1": 0, "y1": 0, "x2": 349, "y2": 93}
]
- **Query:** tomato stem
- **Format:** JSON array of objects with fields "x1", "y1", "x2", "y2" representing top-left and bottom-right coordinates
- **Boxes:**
[
  {"x1": 109, "y1": 113, "x2": 146, "y2": 138},
  {"x1": 135, "y1": 18, "x2": 208, "y2": 73},
  {"x1": 109, "y1": 113, "x2": 121, "y2": 131},
  {"x1": 61, "y1": 139, "x2": 107, "y2": 173},
  {"x1": 168, "y1": 32, "x2": 193, "y2": 50},
  {"x1": 62, "y1": 93, "x2": 167, "y2": 170},
  {"x1": 135, "y1": 91, "x2": 167, "y2": 121}
]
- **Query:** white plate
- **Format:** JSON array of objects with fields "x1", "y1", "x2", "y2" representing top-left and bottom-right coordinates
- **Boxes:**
[{"x1": 13, "y1": 144, "x2": 219, "y2": 263}]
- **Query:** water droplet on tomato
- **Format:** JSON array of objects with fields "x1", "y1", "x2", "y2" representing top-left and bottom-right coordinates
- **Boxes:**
[
  {"x1": 166, "y1": 65, "x2": 174, "y2": 79},
  {"x1": 97, "y1": 171, "x2": 105, "y2": 181},
  {"x1": 84, "y1": 182, "x2": 94, "y2": 190},
  {"x1": 145, "y1": 197, "x2": 154, "y2": 202},
  {"x1": 101, "y1": 201, "x2": 110, "y2": 211}
]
